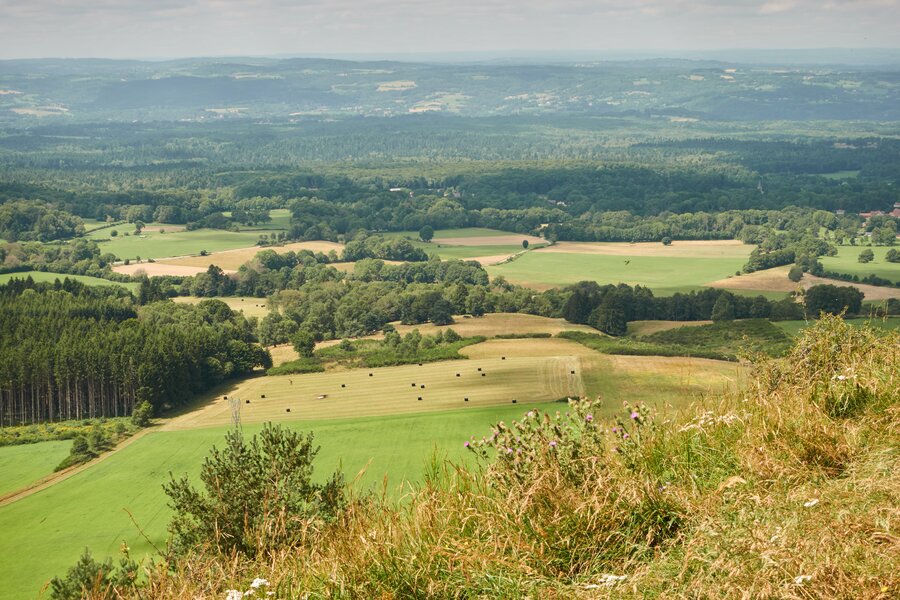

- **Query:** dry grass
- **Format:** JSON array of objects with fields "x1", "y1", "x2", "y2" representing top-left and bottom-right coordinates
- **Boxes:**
[
  {"x1": 163, "y1": 352, "x2": 584, "y2": 430},
  {"x1": 709, "y1": 266, "x2": 900, "y2": 300},
  {"x1": 112, "y1": 263, "x2": 221, "y2": 277},
  {"x1": 159, "y1": 241, "x2": 344, "y2": 270}
]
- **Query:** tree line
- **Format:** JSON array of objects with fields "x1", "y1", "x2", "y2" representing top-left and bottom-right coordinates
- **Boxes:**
[{"x1": 0, "y1": 278, "x2": 271, "y2": 425}]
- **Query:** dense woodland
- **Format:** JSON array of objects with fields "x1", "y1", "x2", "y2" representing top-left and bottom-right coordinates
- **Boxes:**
[{"x1": 0, "y1": 280, "x2": 270, "y2": 425}]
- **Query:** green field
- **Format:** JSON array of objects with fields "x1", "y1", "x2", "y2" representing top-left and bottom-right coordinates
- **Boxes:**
[
  {"x1": 773, "y1": 317, "x2": 900, "y2": 337},
  {"x1": 0, "y1": 271, "x2": 136, "y2": 291},
  {"x1": 819, "y1": 246, "x2": 900, "y2": 282},
  {"x1": 384, "y1": 227, "x2": 521, "y2": 240},
  {"x1": 487, "y1": 251, "x2": 748, "y2": 294},
  {"x1": 87, "y1": 228, "x2": 287, "y2": 261},
  {"x1": 0, "y1": 405, "x2": 550, "y2": 599},
  {"x1": 0, "y1": 441, "x2": 70, "y2": 497}
]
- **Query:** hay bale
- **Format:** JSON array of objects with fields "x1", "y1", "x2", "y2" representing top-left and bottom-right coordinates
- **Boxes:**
[
  {"x1": 245, "y1": 400, "x2": 250, "y2": 404},
  {"x1": 286, "y1": 408, "x2": 291, "y2": 413},
  {"x1": 512, "y1": 399, "x2": 517, "y2": 404}
]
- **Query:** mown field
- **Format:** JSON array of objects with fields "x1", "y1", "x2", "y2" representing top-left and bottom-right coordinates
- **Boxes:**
[
  {"x1": 0, "y1": 441, "x2": 70, "y2": 497},
  {"x1": 487, "y1": 242, "x2": 751, "y2": 294},
  {"x1": 819, "y1": 245, "x2": 900, "y2": 281},
  {"x1": 168, "y1": 339, "x2": 590, "y2": 430},
  {"x1": 0, "y1": 270, "x2": 137, "y2": 290}
]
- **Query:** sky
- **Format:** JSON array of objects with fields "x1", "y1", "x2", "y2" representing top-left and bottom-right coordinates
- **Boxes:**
[{"x1": 0, "y1": 0, "x2": 898, "y2": 60}]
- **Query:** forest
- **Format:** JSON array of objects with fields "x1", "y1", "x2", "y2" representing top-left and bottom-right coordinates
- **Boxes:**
[{"x1": 0, "y1": 279, "x2": 270, "y2": 425}]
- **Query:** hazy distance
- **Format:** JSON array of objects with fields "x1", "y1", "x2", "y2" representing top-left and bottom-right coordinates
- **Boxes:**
[{"x1": 1, "y1": 0, "x2": 898, "y2": 60}]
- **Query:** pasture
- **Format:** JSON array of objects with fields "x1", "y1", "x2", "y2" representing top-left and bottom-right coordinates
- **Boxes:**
[
  {"x1": 626, "y1": 320, "x2": 712, "y2": 337},
  {"x1": 0, "y1": 441, "x2": 70, "y2": 497},
  {"x1": 0, "y1": 270, "x2": 137, "y2": 290},
  {"x1": 487, "y1": 243, "x2": 750, "y2": 294},
  {"x1": 90, "y1": 228, "x2": 286, "y2": 261},
  {"x1": 819, "y1": 245, "x2": 900, "y2": 282}
]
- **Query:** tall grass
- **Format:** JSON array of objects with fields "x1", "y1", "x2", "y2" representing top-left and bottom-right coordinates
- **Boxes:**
[{"x1": 114, "y1": 316, "x2": 898, "y2": 598}]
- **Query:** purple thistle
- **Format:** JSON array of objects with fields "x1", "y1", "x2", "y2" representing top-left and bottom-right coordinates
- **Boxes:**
[
  {"x1": 630, "y1": 411, "x2": 639, "y2": 420},
  {"x1": 623, "y1": 433, "x2": 630, "y2": 440},
  {"x1": 585, "y1": 414, "x2": 593, "y2": 422},
  {"x1": 506, "y1": 447, "x2": 514, "y2": 454},
  {"x1": 464, "y1": 441, "x2": 470, "y2": 448},
  {"x1": 549, "y1": 440, "x2": 558, "y2": 448}
]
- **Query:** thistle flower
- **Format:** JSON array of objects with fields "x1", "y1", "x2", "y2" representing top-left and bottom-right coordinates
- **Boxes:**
[
  {"x1": 622, "y1": 433, "x2": 630, "y2": 440},
  {"x1": 585, "y1": 414, "x2": 593, "y2": 422},
  {"x1": 549, "y1": 440, "x2": 557, "y2": 448},
  {"x1": 630, "y1": 411, "x2": 639, "y2": 420},
  {"x1": 464, "y1": 441, "x2": 470, "y2": 448}
]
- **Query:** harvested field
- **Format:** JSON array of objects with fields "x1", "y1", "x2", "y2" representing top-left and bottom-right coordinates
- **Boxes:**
[
  {"x1": 164, "y1": 354, "x2": 584, "y2": 429},
  {"x1": 111, "y1": 263, "x2": 226, "y2": 277},
  {"x1": 708, "y1": 266, "x2": 900, "y2": 300},
  {"x1": 391, "y1": 313, "x2": 597, "y2": 338},
  {"x1": 159, "y1": 240, "x2": 345, "y2": 270}
]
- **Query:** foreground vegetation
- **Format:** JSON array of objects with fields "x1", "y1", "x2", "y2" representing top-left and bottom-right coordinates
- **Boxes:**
[{"x1": 60, "y1": 316, "x2": 895, "y2": 598}]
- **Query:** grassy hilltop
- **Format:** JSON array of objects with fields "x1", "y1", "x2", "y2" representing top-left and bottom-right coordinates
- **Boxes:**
[{"x1": 75, "y1": 316, "x2": 897, "y2": 598}]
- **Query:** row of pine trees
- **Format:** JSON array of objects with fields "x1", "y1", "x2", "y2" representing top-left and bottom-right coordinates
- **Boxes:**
[{"x1": 0, "y1": 278, "x2": 271, "y2": 426}]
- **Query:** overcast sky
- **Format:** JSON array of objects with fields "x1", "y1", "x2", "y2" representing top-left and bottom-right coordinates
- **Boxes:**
[{"x1": 0, "y1": 0, "x2": 898, "y2": 60}]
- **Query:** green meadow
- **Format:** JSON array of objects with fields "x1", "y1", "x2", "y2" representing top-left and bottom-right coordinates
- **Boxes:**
[
  {"x1": 773, "y1": 316, "x2": 900, "y2": 337},
  {"x1": 819, "y1": 245, "x2": 900, "y2": 282},
  {"x1": 0, "y1": 271, "x2": 137, "y2": 290},
  {"x1": 0, "y1": 404, "x2": 549, "y2": 599},
  {"x1": 87, "y1": 228, "x2": 285, "y2": 261},
  {"x1": 0, "y1": 441, "x2": 70, "y2": 497},
  {"x1": 487, "y1": 251, "x2": 748, "y2": 294}
]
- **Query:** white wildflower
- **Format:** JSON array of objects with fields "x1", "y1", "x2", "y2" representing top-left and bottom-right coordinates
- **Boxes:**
[
  {"x1": 597, "y1": 574, "x2": 627, "y2": 587},
  {"x1": 225, "y1": 591, "x2": 243, "y2": 600},
  {"x1": 794, "y1": 574, "x2": 813, "y2": 585},
  {"x1": 834, "y1": 374, "x2": 847, "y2": 381},
  {"x1": 803, "y1": 498, "x2": 819, "y2": 508},
  {"x1": 250, "y1": 578, "x2": 270, "y2": 589}
]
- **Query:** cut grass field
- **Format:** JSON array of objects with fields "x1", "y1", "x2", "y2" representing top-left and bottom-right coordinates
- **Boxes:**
[
  {"x1": 0, "y1": 270, "x2": 137, "y2": 291},
  {"x1": 166, "y1": 341, "x2": 588, "y2": 430},
  {"x1": 0, "y1": 441, "x2": 70, "y2": 497},
  {"x1": 709, "y1": 265, "x2": 900, "y2": 301},
  {"x1": 487, "y1": 247, "x2": 750, "y2": 294},
  {"x1": 819, "y1": 245, "x2": 900, "y2": 282}
]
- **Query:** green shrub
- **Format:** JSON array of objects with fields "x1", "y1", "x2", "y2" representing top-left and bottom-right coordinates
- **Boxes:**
[{"x1": 164, "y1": 424, "x2": 346, "y2": 556}]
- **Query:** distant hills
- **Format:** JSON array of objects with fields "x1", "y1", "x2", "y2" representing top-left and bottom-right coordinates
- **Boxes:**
[{"x1": 1, "y1": 55, "x2": 899, "y2": 123}]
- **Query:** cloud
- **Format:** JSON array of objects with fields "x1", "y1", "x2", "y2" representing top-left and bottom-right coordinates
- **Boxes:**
[{"x1": 0, "y1": 0, "x2": 898, "y2": 59}]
